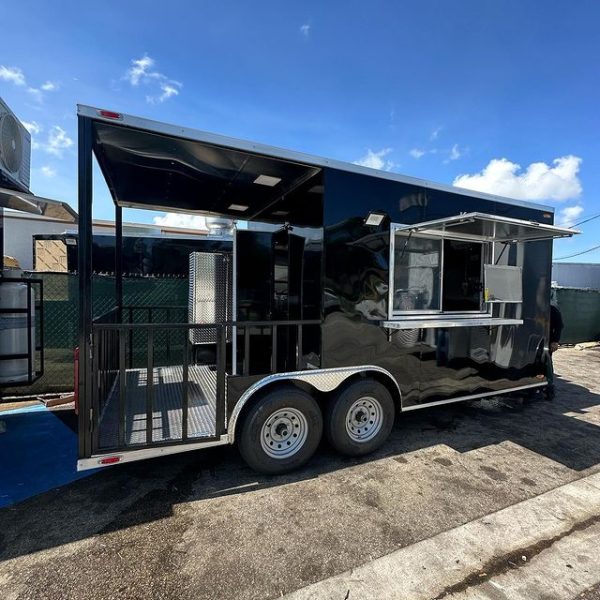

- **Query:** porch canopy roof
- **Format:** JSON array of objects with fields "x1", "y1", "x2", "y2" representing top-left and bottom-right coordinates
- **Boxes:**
[
  {"x1": 0, "y1": 186, "x2": 77, "y2": 222},
  {"x1": 80, "y1": 105, "x2": 563, "y2": 230},
  {"x1": 80, "y1": 106, "x2": 324, "y2": 227},
  {"x1": 395, "y1": 212, "x2": 578, "y2": 243}
]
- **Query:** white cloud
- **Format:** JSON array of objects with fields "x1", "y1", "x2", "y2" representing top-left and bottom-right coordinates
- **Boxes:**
[
  {"x1": 124, "y1": 54, "x2": 182, "y2": 103},
  {"x1": 153, "y1": 213, "x2": 207, "y2": 230},
  {"x1": 354, "y1": 148, "x2": 395, "y2": 171},
  {"x1": 22, "y1": 121, "x2": 42, "y2": 135},
  {"x1": 558, "y1": 205, "x2": 584, "y2": 226},
  {"x1": 444, "y1": 143, "x2": 462, "y2": 163},
  {"x1": 0, "y1": 65, "x2": 26, "y2": 86},
  {"x1": 160, "y1": 83, "x2": 179, "y2": 100},
  {"x1": 430, "y1": 126, "x2": 442, "y2": 141},
  {"x1": 41, "y1": 81, "x2": 58, "y2": 92},
  {"x1": 125, "y1": 55, "x2": 155, "y2": 85},
  {"x1": 27, "y1": 87, "x2": 43, "y2": 102},
  {"x1": 41, "y1": 165, "x2": 56, "y2": 178},
  {"x1": 409, "y1": 148, "x2": 426, "y2": 159},
  {"x1": 45, "y1": 126, "x2": 74, "y2": 157},
  {"x1": 453, "y1": 155, "x2": 582, "y2": 202},
  {"x1": 0, "y1": 65, "x2": 55, "y2": 102},
  {"x1": 300, "y1": 24, "x2": 311, "y2": 37},
  {"x1": 147, "y1": 82, "x2": 180, "y2": 104}
]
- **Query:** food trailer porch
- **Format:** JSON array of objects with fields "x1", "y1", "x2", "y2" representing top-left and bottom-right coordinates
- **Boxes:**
[{"x1": 78, "y1": 104, "x2": 326, "y2": 461}]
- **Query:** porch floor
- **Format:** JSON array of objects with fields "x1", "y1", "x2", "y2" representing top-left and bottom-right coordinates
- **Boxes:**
[{"x1": 98, "y1": 364, "x2": 217, "y2": 448}]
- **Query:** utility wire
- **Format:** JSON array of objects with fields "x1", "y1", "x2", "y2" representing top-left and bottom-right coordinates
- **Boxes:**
[
  {"x1": 554, "y1": 242, "x2": 600, "y2": 260},
  {"x1": 567, "y1": 211, "x2": 600, "y2": 228},
  {"x1": 554, "y1": 211, "x2": 600, "y2": 260},
  {"x1": 555, "y1": 211, "x2": 600, "y2": 229}
]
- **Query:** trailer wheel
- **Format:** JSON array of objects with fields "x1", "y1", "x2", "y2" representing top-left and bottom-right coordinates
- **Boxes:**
[
  {"x1": 238, "y1": 387, "x2": 323, "y2": 474},
  {"x1": 325, "y1": 379, "x2": 395, "y2": 456}
]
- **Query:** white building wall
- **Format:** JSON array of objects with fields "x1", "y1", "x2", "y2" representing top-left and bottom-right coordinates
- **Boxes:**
[
  {"x1": 3, "y1": 211, "x2": 75, "y2": 270},
  {"x1": 3, "y1": 210, "x2": 220, "y2": 271}
]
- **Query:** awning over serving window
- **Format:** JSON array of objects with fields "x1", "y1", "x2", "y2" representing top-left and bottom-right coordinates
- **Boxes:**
[
  {"x1": 0, "y1": 186, "x2": 77, "y2": 222},
  {"x1": 395, "y1": 212, "x2": 577, "y2": 242}
]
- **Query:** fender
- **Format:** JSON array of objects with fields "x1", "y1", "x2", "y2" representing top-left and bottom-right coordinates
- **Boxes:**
[{"x1": 227, "y1": 365, "x2": 401, "y2": 443}]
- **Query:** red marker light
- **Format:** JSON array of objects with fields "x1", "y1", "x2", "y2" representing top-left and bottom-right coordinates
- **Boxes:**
[
  {"x1": 98, "y1": 110, "x2": 122, "y2": 120},
  {"x1": 99, "y1": 456, "x2": 121, "y2": 465}
]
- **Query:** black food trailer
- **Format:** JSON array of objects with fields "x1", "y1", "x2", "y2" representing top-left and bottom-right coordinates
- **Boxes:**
[{"x1": 77, "y1": 105, "x2": 577, "y2": 474}]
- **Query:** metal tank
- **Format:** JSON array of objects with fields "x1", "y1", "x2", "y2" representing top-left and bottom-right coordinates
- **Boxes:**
[{"x1": 0, "y1": 261, "x2": 36, "y2": 384}]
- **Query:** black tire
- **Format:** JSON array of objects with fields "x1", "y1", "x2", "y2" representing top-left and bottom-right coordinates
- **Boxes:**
[
  {"x1": 325, "y1": 379, "x2": 395, "y2": 456},
  {"x1": 238, "y1": 387, "x2": 323, "y2": 475}
]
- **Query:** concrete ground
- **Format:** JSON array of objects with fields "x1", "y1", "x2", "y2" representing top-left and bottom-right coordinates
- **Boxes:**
[{"x1": 1, "y1": 347, "x2": 600, "y2": 600}]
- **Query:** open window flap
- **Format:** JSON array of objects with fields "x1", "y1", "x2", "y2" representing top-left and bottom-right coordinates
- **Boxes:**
[
  {"x1": 395, "y1": 212, "x2": 578, "y2": 242},
  {"x1": 0, "y1": 187, "x2": 78, "y2": 223}
]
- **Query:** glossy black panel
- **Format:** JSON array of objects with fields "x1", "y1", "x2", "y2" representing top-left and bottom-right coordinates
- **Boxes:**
[
  {"x1": 322, "y1": 167, "x2": 552, "y2": 407},
  {"x1": 236, "y1": 228, "x2": 323, "y2": 374},
  {"x1": 236, "y1": 230, "x2": 273, "y2": 321},
  {"x1": 442, "y1": 240, "x2": 482, "y2": 311}
]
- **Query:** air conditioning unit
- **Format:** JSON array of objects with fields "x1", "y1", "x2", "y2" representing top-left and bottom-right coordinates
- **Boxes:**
[{"x1": 0, "y1": 97, "x2": 31, "y2": 192}]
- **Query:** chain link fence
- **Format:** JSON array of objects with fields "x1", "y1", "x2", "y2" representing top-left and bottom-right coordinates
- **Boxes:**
[{"x1": 2, "y1": 272, "x2": 188, "y2": 398}]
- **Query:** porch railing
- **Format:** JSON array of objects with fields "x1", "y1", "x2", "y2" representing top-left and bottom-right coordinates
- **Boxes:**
[{"x1": 89, "y1": 315, "x2": 321, "y2": 453}]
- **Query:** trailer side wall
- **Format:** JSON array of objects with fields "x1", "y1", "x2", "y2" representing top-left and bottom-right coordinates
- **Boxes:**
[{"x1": 322, "y1": 167, "x2": 553, "y2": 407}]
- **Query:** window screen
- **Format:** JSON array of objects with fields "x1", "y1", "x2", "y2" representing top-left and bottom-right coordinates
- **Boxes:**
[
  {"x1": 484, "y1": 265, "x2": 523, "y2": 303},
  {"x1": 393, "y1": 234, "x2": 441, "y2": 311}
]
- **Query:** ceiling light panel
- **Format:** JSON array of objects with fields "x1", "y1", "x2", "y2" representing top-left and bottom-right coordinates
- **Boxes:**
[{"x1": 254, "y1": 174, "x2": 282, "y2": 187}]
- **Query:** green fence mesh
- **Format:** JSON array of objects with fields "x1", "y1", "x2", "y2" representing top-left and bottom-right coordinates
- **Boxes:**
[
  {"x1": 2, "y1": 272, "x2": 188, "y2": 397},
  {"x1": 555, "y1": 287, "x2": 600, "y2": 345}
]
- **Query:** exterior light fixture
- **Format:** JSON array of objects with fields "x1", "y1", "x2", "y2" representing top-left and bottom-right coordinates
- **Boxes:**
[{"x1": 364, "y1": 210, "x2": 387, "y2": 227}]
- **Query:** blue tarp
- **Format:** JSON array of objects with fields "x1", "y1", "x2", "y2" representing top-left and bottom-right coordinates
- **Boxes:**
[{"x1": 0, "y1": 405, "x2": 97, "y2": 508}]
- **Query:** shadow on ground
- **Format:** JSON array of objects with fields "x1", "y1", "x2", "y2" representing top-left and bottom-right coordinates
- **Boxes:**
[{"x1": 1, "y1": 367, "x2": 599, "y2": 567}]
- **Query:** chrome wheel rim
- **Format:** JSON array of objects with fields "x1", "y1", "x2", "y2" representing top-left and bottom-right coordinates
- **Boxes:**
[
  {"x1": 345, "y1": 396, "x2": 383, "y2": 442},
  {"x1": 261, "y1": 407, "x2": 308, "y2": 459}
]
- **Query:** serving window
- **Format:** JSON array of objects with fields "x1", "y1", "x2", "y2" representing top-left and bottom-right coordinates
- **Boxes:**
[
  {"x1": 386, "y1": 212, "x2": 576, "y2": 328},
  {"x1": 392, "y1": 231, "x2": 494, "y2": 317},
  {"x1": 392, "y1": 233, "x2": 442, "y2": 312}
]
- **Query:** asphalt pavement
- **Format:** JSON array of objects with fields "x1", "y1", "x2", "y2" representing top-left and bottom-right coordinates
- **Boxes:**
[{"x1": 1, "y1": 347, "x2": 599, "y2": 600}]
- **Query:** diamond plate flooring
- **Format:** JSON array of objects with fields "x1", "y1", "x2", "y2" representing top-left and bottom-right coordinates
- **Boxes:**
[{"x1": 98, "y1": 364, "x2": 217, "y2": 448}]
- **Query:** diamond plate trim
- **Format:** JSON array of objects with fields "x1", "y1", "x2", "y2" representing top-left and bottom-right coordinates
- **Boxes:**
[
  {"x1": 227, "y1": 365, "x2": 401, "y2": 443},
  {"x1": 188, "y1": 252, "x2": 232, "y2": 344}
]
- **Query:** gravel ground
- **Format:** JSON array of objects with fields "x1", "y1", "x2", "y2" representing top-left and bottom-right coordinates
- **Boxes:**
[{"x1": 1, "y1": 347, "x2": 599, "y2": 600}]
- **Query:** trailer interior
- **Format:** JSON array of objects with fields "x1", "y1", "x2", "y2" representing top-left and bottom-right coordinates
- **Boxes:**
[{"x1": 77, "y1": 105, "x2": 576, "y2": 472}]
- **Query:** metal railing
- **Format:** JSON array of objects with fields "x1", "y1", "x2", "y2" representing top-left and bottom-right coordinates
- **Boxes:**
[
  {"x1": 89, "y1": 315, "x2": 321, "y2": 453},
  {"x1": 0, "y1": 277, "x2": 44, "y2": 388},
  {"x1": 123, "y1": 305, "x2": 187, "y2": 368}
]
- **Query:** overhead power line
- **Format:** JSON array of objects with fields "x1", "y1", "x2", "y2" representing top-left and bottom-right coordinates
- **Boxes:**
[
  {"x1": 571, "y1": 212, "x2": 600, "y2": 228},
  {"x1": 554, "y1": 242, "x2": 600, "y2": 260},
  {"x1": 558, "y1": 211, "x2": 600, "y2": 229}
]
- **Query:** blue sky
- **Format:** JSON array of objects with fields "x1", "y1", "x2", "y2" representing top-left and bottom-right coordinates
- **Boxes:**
[{"x1": 1, "y1": 0, "x2": 598, "y2": 260}]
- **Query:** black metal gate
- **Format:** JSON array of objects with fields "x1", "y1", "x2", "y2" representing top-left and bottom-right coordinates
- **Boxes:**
[{"x1": 87, "y1": 312, "x2": 320, "y2": 456}]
